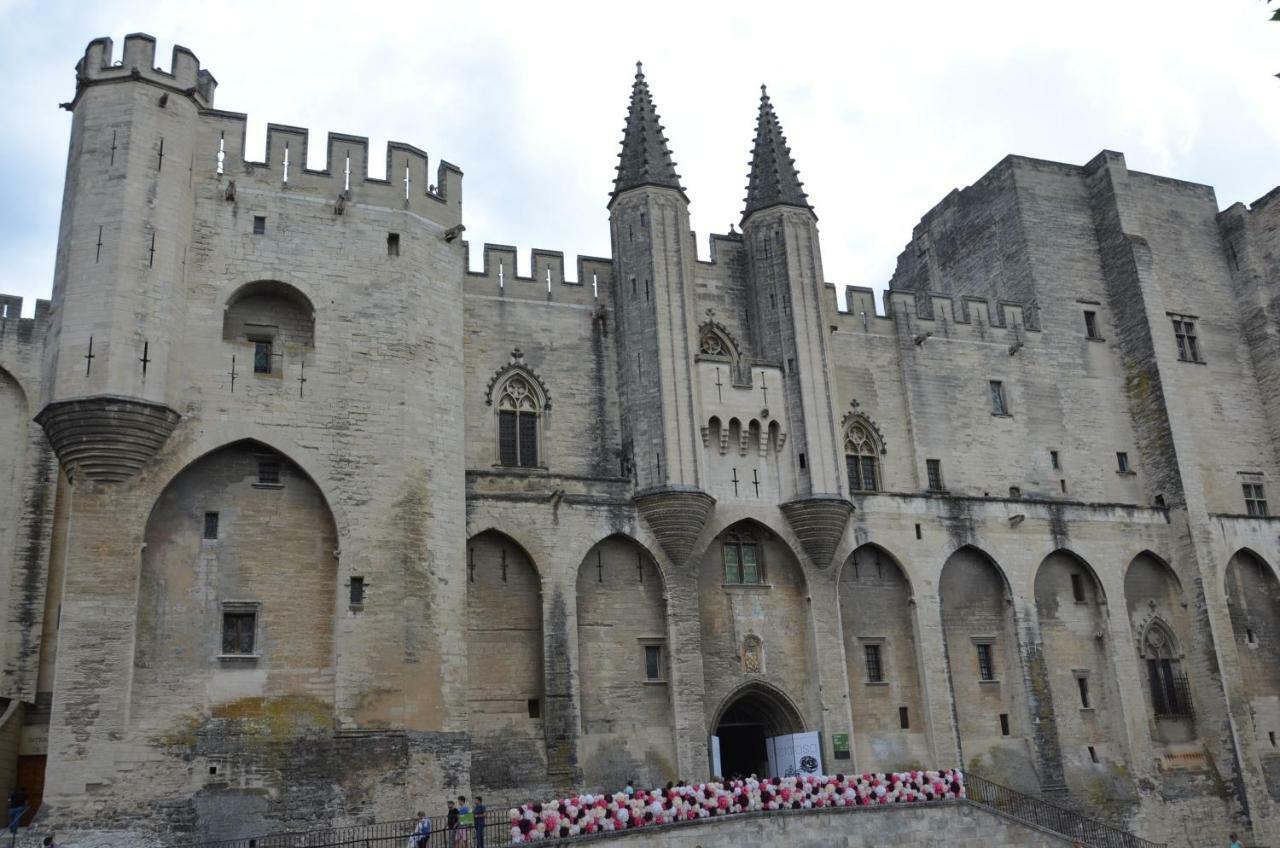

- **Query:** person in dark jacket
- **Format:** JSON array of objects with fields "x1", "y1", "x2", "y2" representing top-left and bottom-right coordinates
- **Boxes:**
[
  {"x1": 7, "y1": 787, "x2": 28, "y2": 837},
  {"x1": 473, "y1": 796, "x2": 486, "y2": 848},
  {"x1": 446, "y1": 800, "x2": 458, "y2": 841}
]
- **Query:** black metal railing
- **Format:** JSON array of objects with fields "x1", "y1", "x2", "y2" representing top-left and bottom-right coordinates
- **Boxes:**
[
  {"x1": 186, "y1": 817, "x2": 504, "y2": 848},
  {"x1": 965, "y1": 774, "x2": 1165, "y2": 848}
]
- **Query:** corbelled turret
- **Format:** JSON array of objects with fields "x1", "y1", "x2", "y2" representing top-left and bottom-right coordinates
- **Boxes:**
[
  {"x1": 742, "y1": 85, "x2": 812, "y2": 222},
  {"x1": 612, "y1": 62, "x2": 684, "y2": 201}
]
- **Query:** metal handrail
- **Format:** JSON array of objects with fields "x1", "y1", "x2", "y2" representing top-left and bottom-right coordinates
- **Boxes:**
[{"x1": 965, "y1": 773, "x2": 1165, "y2": 848}]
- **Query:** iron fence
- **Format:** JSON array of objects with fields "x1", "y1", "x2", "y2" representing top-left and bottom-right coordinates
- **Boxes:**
[{"x1": 965, "y1": 774, "x2": 1165, "y2": 848}]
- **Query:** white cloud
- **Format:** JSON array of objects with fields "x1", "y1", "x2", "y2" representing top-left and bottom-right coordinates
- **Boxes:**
[{"x1": 0, "y1": 0, "x2": 1277, "y2": 315}]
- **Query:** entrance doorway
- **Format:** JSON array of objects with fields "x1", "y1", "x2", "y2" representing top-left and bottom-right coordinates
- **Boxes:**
[{"x1": 710, "y1": 684, "x2": 805, "y2": 780}]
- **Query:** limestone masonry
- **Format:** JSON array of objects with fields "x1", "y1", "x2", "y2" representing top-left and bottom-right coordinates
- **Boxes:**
[{"x1": 1, "y1": 32, "x2": 1278, "y2": 846}]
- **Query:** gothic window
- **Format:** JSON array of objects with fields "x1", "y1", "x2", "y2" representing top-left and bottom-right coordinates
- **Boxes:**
[
  {"x1": 844, "y1": 422, "x2": 880, "y2": 493},
  {"x1": 723, "y1": 530, "x2": 764, "y2": 584},
  {"x1": 497, "y1": 374, "x2": 540, "y2": 468},
  {"x1": 1142, "y1": 621, "x2": 1191, "y2": 718}
]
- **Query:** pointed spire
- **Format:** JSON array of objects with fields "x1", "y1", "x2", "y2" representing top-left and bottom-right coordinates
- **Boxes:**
[
  {"x1": 742, "y1": 85, "x2": 812, "y2": 222},
  {"x1": 612, "y1": 62, "x2": 683, "y2": 201}
]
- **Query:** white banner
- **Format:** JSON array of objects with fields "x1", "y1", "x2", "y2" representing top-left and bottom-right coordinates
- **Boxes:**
[
  {"x1": 710, "y1": 735, "x2": 722, "y2": 779},
  {"x1": 767, "y1": 732, "x2": 822, "y2": 777}
]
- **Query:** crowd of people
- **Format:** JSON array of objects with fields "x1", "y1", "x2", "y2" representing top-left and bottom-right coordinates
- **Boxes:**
[{"x1": 500, "y1": 770, "x2": 966, "y2": 843}]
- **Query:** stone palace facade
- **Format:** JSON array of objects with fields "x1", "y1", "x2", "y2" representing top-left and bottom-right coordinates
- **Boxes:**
[{"x1": 0, "y1": 32, "x2": 1278, "y2": 846}]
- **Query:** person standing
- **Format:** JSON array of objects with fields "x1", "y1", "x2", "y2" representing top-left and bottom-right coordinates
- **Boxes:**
[
  {"x1": 7, "y1": 786, "x2": 28, "y2": 841},
  {"x1": 455, "y1": 796, "x2": 471, "y2": 847},
  {"x1": 624, "y1": 779, "x2": 635, "y2": 797},
  {"x1": 473, "y1": 795, "x2": 486, "y2": 848},
  {"x1": 1229, "y1": 833, "x2": 1245, "y2": 848},
  {"x1": 410, "y1": 811, "x2": 430, "y2": 848}
]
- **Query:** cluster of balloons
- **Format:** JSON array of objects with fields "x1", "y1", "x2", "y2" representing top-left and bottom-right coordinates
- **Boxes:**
[{"x1": 506, "y1": 770, "x2": 965, "y2": 843}]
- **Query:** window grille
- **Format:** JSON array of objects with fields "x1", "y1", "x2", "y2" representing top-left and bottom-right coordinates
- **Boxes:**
[
  {"x1": 926, "y1": 459, "x2": 944, "y2": 491},
  {"x1": 976, "y1": 643, "x2": 995, "y2": 681},
  {"x1": 864, "y1": 644, "x2": 884, "y2": 683}
]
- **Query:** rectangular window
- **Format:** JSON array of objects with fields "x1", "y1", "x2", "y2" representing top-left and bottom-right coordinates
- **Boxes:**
[
  {"x1": 723, "y1": 539, "x2": 762, "y2": 584},
  {"x1": 203, "y1": 511, "x2": 219, "y2": 540},
  {"x1": 1071, "y1": 573, "x2": 1086, "y2": 603},
  {"x1": 1088, "y1": 745, "x2": 1099, "y2": 763},
  {"x1": 864, "y1": 644, "x2": 884, "y2": 683},
  {"x1": 527, "y1": 698, "x2": 541, "y2": 719},
  {"x1": 1050, "y1": 450, "x2": 1060, "y2": 470},
  {"x1": 1244, "y1": 482, "x2": 1268, "y2": 517},
  {"x1": 976, "y1": 643, "x2": 995, "y2": 681},
  {"x1": 349, "y1": 576, "x2": 365, "y2": 606},
  {"x1": 1084, "y1": 310, "x2": 1100, "y2": 339},
  {"x1": 1172, "y1": 317, "x2": 1201, "y2": 362},
  {"x1": 846, "y1": 454, "x2": 878, "y2": 493},
  {"x1": 518, "y1": 411, "x2": 538, "y2": 468},
  {"x1": 1116, "y1": 452, "x2": 1129, "y2": 473},
  {"x1": 252, "y1": 215, "x2": 266, "y2": 235},
  {"x1": 999, "y1": 713, "x2": 1010, "y2": 736},
  {"x1": 989, "y1": 380, "x2": 1008, "y2": 415},
  {"x1": 257, "y1": 459, "x2": 281, "y2": 486},
  {"x1": 253, "y1": 340, "x2": 273, "y2": 374},
  {"x1": 387, "y1": 232, "x2": 400, "y2": 256},
  {"x1": 221, "y1": 610, "x2": 256, "y2": 655},
  {"x1": 740, "y1": 543, "x2": 760, "y2": 584},
  {"x1": 498, "y1": 411, "x2": 518, "y2": 466},
  {"x1": 899, "y1": 706, "x2": 910, "y2": 729},
  {"x1": 723, "y1": 544, "x2": 741, "y2": 584},
  {"x1": 1076, "y1": 674, "x2": 1091, "y2": 709},
  {"x1": 926, "y1": 459, "x2": 944, "y2": 492},
  {"x1": 644, "y1": 644, "x2": 664, "y2": 681}
]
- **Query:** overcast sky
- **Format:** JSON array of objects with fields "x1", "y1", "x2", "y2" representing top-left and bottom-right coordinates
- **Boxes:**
[{"x1": 1, "y1": 1, "x2": 1277, "y2": 317}]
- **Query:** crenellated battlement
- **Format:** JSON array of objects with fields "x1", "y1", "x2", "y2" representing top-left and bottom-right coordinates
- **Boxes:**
[
  {"x1": 826, "y1": 283, "x2": 1040, "y2": 343},
  {"x1": 76, "y1": 33, "x2": 216, "y2": 107},
  {"x1": 462, "y1": 242, "x2": 613, "y2": 307},
  {"x1": 0, "y1": 294, "x2": 50, "y2": 326},
  {"x1": 203, "y1": 114, "x2": 462, "y2": 224}
]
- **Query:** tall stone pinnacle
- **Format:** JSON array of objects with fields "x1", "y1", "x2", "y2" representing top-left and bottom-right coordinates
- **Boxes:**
[
  {"x1": 742, "y1": 85, "x2": 812, "y2": 221},
  {"x1": 612, "y1": 61, "x2": 683, "y2": 200}
]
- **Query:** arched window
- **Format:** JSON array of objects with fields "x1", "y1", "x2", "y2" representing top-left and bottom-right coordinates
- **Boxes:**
[
  {"x1": 722, "y1": 529, "x2": 764, "y2": 584},
  {"x1": 844, "y1": 423, "x2": 880, "y2": 492},
  {"x1": 497, "y1": 375, "x2": 539, "y2": 468},
  {"x1": 1141, "y1": 620, "x2": 1191, "y2": 718}
]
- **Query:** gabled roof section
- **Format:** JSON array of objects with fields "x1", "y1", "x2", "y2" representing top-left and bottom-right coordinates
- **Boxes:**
[
  {"x1": 612, "y1": 62, "x2": 683, "y2": 201},
  {"x1": 742, "y1": 85, "x2": 812, "y2": 222}
]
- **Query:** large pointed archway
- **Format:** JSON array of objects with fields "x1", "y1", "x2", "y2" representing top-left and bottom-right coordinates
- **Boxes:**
[{"x1": 710, "y1": 683, "x2": 805, "y2": 780}]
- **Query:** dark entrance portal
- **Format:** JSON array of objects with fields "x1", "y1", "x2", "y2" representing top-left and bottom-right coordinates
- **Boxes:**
[
  {"x1": 716, "y1": 703, "x2": 769, "y2": 779},
  {"x1": 712, "y1": 684, "x2": 805, "y2": 780}
]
